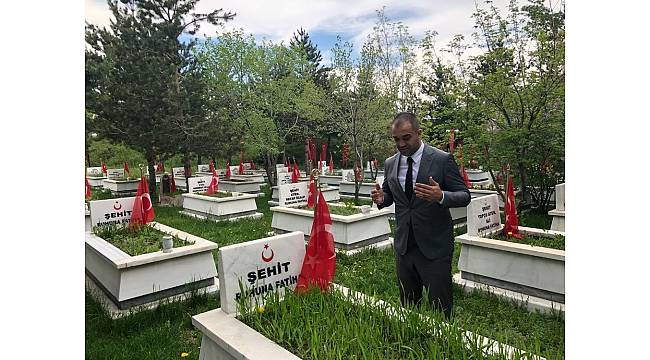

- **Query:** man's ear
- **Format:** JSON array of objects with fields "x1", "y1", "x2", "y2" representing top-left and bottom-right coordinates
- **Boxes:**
[{"x1": 417, "y1": 128, "x2": 422, "y2": 136}]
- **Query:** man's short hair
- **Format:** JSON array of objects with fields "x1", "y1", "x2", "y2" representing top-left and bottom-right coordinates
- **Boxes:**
[{"x1": 392, "y1": 112, "x2": 420, "y2": 131}]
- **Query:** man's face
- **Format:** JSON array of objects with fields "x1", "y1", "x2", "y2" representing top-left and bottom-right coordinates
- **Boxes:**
[{"x1": 392, "y1": 121, "x2": 422, "y2": 156}]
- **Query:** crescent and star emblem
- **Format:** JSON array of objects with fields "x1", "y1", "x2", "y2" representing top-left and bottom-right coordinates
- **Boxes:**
[
  {"x1": 113, "y1": 202, "x2": 122, "y2": 210},
  {"x1": 261, "y1": 244, "x2": 274, "y2": 262}
]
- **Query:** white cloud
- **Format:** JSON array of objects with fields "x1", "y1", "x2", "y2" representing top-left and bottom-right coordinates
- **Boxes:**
[{"x1": 84, "y1": 0, "x2": 513, "y2": 58}]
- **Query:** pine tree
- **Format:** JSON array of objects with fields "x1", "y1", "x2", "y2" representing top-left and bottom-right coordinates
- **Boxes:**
[{"x1": 289, "y1": 28, "x2": 330, "y2": 88}]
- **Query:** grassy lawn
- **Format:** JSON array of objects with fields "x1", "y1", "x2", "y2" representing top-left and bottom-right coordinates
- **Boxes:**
[
  {"x1": 85, "y1": 291, "x2": 218, "y2": 360},
  {"x1": 87, "y1": 188, "x2": 563, "y2": 359}
]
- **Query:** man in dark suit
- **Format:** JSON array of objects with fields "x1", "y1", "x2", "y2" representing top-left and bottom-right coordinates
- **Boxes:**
[{"x1": 371, "y1": 112, "x2": 470, "y2": 318}]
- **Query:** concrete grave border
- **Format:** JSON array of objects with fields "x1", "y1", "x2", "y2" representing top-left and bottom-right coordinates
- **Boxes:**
[
  {"x1": 85, "y1": 222, "x2": 218, "y2": 310},
  {"x1": 180, "y1": 192, "x2": 263, "y2": 222},
  {"x1": 271, "y1": 204, "x2": 392, "y2": 250},
  {"x1": 456, "y1": 224, "x2": 565, "y2": 303}
]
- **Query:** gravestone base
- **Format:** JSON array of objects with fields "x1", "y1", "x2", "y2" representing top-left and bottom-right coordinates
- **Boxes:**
[
  {"x1": 85, "y1": 274, "x2": 219, "y2": 319},
  {"x1": 460, "y1": 271, "x2": 564, "y2": 303},
  {"x1": 548, "y1": 209, "x2": 565, "y2": 232},
  {"x1": 179, "y1": 209, "x2": 263, "y2": 222},
  {"x1": 452, "y1": 273, "x2": 564, "y2": 315}
]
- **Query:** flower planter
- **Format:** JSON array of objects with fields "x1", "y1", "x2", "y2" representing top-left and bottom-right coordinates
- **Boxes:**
[
  {"x1": 231, "y1": 173, "x2": 265, "y2": 183},
  {"x1": 455, "y1": 225, "x2": 565, "y2": 303},
  {"x1": 87, "y1": 176, "x2": 107, "y2": 188},
  {"x1": 102, "y1": 178, "x2": 141, "y2": 195},
  {"x1": 319, "y1": 174, "x2": 343, "y2": 187},
  {"x1": 465, "y1": 169, "x2": 495, "y2": 186},
  {"x1": 271, "y1": 205, "x2": 392, "y2": 250},
  {"x1": 268, "y1": 185, "x2": 340, "y2": 206},
  {"x1": 180, "y1": 192, "x2": 263, "y2": 222},
  {"x1": 338, "y1": 180, "x2": 376, "y2": 199},
  {"x1": 218, "y1": 178, "x2": 263, "y2": 195},
  {"x1": 85, "y1": 222, "x2": 218, "y2": 310},
  {"x1": 364, "y1": 169, "x2": 384, "y2": 178}
]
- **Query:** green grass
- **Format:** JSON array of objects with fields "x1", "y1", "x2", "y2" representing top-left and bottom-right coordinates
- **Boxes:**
[
  {"x1": 87, "y1": 185, "x2": 563, "y2": 359},
  {"x1": 239, "y1": 287, "x2": 526, "y2": 360},
  {"x1": 88, "y1": 188, "x2": 115, "y2": 201},
  {"x1": 85, "y1": 291, "x2": 218, "y2": 360},
  {"x1": 334, "y1": 246, "x2": 564, "y2": 359},
  {"x1": 298, "y1": 203, "x2": 362, "y2": 216},
  {"x1": 489, "y1": 233, "x2": 565, "y2": 250},
  {"x1": 93, "y1": 225, "x2": 193, "y2": 256}
]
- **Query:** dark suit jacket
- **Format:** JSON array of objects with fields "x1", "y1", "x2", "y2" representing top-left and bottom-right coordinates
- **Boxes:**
[{"x1": 378, "y1": 144, "x2": 470, "y2": 260}]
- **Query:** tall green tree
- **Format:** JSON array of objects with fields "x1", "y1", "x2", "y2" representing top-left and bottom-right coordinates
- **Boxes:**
[
  {"x1": 289, "y1": 28, "x2": 331, "y2": 89},
  {"x1": 462, "y1": 0, "x2": 565, "y2": 209},
  {"x1": 85, "y1": 0, "x2": 234, "y2": 195}
]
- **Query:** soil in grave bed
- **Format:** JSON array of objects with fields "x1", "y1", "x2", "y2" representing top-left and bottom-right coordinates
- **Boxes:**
[
  {"x1": 488, "y1": 232, "x2": 565, "y2": 250},
  {"x1": 297, "y1": 204, "x2": 361, "y2": 216},
  {"x1": 198, "y1": 191, "x2": 234, "y2": 198},
  {"x1": 238, "y1": 287, "x2": 519, "y2": 360},
  {"x1": 93, "y1": 225, "x2": 193, "y2": 256}
]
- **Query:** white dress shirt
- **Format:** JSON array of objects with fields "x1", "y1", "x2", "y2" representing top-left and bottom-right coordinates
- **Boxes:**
[{"x1": 397, "y1": 141, "x2": 444, "y2": 204}]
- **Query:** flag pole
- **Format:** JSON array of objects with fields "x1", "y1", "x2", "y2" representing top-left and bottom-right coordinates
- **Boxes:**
[{"x1": 312, "y1": 168, "x2": 320, "y2": 216}]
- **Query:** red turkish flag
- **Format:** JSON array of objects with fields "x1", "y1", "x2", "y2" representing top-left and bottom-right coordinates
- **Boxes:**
[
  {"x1": 460, "y1": 164, "x2": 472, "y2": 188},
  {"x1": 170, "y1": 171, "x2": 177, "y2": 193},
  {"x1": 239, "y1": 160, "x2": 244, "y2": 175},
  {"x1": 321, "y1": 143, "x2": 327, "y2": 162},
  {"x1": 209, "y1": 160, "x2": 215, "y2": 172},
  {"x1": 503, "y1": 176, "x2": 523, "y2": 239},
  {"x1": 329, "y1": 152, "x2": 334, "y2": 174},
  {"x1": 225, "y1": 161, "x2": 231, "y2": 179},
  {"x1": 85, "y1": 176, "x2": 91, "y2": 200},
  {"x1": 249, "y1": 160, "x2": 255, "y2": 170},
  {"x1": 129, "y1": 176, "x2": 155, "y2": 230},
  {"x1": 307, "y1": 174, "x2": 315, "y2": 208},
  {"x1": 101, "y1": 160, "x2": 107, "y2": 174},
  {"x1": 124, "y1": 162, "x2": 130, "y2": 176},
  {"x1": 291, "y1": 162, "x2": 299, "y2": 183},
  {"x1": 206, "y1": 169, "x2": 219, "y2": 194},
  {"x1": 296, "y1": 191, "x2": 336, "y2": 293},
  {"x1": 156, "y1": 161, "x2": 164, "y2": 172}
]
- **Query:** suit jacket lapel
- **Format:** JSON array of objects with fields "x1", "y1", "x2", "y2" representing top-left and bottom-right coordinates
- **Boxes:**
[
  {"x1": 412, "y1": 145, "x2": 434, "y2": 205},
  {"x1": 391, "y1": 152, "x2": 407, "y2": 203}
]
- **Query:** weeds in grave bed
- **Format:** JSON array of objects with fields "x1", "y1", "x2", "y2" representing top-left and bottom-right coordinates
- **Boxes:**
[
  {"x1": 92, "y1": 224, "x2": 192, "y2": 256},
  {"x1": 237, "y1": 286, "x2": 541, "y2": 360},
  {"x1": 335, "y1": 246, "x2": 565, "y2": 359}
]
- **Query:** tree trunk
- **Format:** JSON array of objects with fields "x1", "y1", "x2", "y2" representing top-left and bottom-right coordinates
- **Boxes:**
[
  {"x1": 183, "y1": 150, "x2": 191, "y2": 193},
  {"x1": 146, "y1": 149, "x2": 157, "y2": 202}
]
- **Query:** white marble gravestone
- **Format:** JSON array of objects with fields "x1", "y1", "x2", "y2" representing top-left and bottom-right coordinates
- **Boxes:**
[
  {"x1": 466, "y1": 194, "x2": 501, "y2": 236},
  {"x1": 555, "y1": 183, "x2": 565, "y2": 211},
  {"x1": 89, "y1": 197, "x2": 136, "y2": 228},
  {"x1": 278, "y1": 182, "x2": 308, "y2": 206},
  {"x1": 87, "y1": 167, "x2": 103, "y2": 177},
  {"x1": 217, "y1": 232, "x2": 305, "y2": 314},
  {"x1": 172, "y1": 167, "x2": 185, "y2": 178},
  {"x1": 197, "y1": 164, "x2": 210, "y2": 173},
  {"x1": 106, "y1": 168, "x2": 125, "y2": 179},
  {"x1": 341, "y1": 169, "x2": 354, "y2": 182},
  {"x1": 278, "y1": 173, "x2": 292, "y2": 185},
  {"x1": 549, "y1": 183, "x2": 565, "y2": 231},
  {"x1": 188, "y1": 176, "x2": 212, "y2": 194}
]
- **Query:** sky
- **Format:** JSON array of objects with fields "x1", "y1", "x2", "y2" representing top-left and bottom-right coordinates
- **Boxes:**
[{"x1": 84, "y1": 0, "x2": 531, "y2": 65}]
